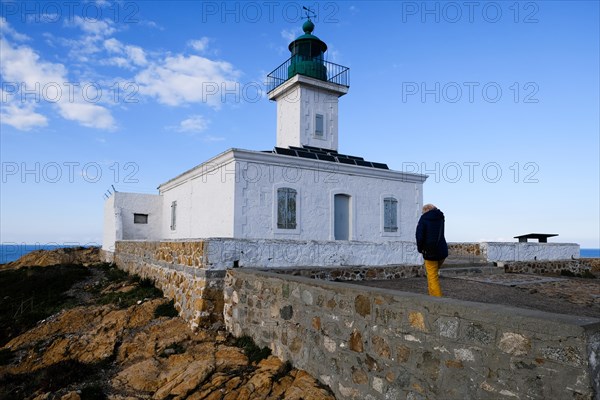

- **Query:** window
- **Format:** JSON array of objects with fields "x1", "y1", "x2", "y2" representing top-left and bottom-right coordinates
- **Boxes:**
[
  {"x1": 170, "y1": 201, "x2": 177, "y2": 231},
  {"x1": 315, "y1": 113, "x2": 324, "y2": 138},
  {"x1": 277, "y1": 188, "x2": 297, "y2": 229},
  {"x1": 383, "y1": 197, "x2": 398, "y2": 232},
  {"x1": 134, "y1": 213, "x2": 148, "y2": 224}
]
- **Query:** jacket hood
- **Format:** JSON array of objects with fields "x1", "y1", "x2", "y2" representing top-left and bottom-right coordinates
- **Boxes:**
[{"x1": 422, "y1": 208, "x2": 445, "y2": 221}]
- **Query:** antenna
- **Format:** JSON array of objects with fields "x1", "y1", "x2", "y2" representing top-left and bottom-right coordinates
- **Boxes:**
[{"x1": 302, "y1": 6, "x2": 316, "y2": 21}]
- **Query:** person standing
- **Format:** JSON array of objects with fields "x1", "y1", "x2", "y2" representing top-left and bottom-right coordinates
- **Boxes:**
[{"x1": 415, "y1": 204, "x2": 449, "y2": 297}]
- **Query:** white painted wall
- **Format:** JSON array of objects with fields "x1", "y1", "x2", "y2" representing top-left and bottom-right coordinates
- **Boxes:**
[
  {"x1": 159, "y1": 153, "x2": 236, "y2": 239},
  {"x1": 233, "y1": 150, "x2": 425, "y2": 242},
  {"x1": 102, "y1": 192, "x2": 162, "y2": 252},
  {"x1": 202, "y1": 238, "x2": 422, "y2": 269},
  {"x1": 482, "y1": 242, "x2": 580, "y2": 261},
  {"x1": 102, "y1": 194, "x2": 117, "y2": 252}
]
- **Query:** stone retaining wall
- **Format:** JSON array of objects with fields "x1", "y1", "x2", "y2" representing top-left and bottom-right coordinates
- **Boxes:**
[
  {"x1": 114, "y1": 241, "x2": 224, "y2": 329},
  {"x1": 583, "y1": 258, "x2": 600, "y2": 273},
  {"x1": 262, "y1": 265, "x2": 425, "y2": 281},
  {"x1": 224, "y1": 269, "x2": 600, "y2": 400},
  {"x1": 110, "y1": 238, "x2": 425, "y2": 329},
  {"x1": 448, "y1": 242, "x2": 483, "y2": 257},
  {"x1": 504, "y1": 259, "x2": 597, "y2": 276}
]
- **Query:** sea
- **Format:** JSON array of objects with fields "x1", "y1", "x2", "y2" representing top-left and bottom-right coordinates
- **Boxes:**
[{"x1": 0, "y1": 243, "x2": 599, "y2": 265}]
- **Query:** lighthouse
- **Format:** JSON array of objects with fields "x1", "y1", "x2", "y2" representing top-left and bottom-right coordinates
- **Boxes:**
[
  {"x1": 267, "y1": 17, "x2": 349, "y2": 152},
  {"x1": 104, "y1": 16, "x2": 427, "y2": 266}
]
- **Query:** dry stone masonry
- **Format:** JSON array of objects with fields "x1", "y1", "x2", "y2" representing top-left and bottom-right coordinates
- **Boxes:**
[
  {"x1": 224, "y1": 269, "x2": 600, "y2": 400},
  {"x1": 110, "y1": 240, "x2": 599, "y2": 399},
  {"x1": 114, "y1": 241, "x2": 224, "y2": 329}
]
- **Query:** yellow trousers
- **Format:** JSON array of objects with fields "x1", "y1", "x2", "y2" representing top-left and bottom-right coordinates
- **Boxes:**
[{"x1": 424, "y1": 259, "x2": 445, "y2": 297}]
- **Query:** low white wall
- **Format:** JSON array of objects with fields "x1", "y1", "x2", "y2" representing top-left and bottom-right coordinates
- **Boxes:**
[
  {"x1": 102, "y1": 192, "x2": 162, "y2": 252},
  {"x1": 482, "y1": 242, "x2": 579, "y2": 262},
  {"x1": 202, "y1": 238, "x2": 422, "y2": 269},
  {"x1": 102, "y1": 195, "x2": 117, "y2": 252}
]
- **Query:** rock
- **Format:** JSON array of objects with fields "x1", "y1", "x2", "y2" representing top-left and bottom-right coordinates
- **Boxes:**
[
  {"x1": 117, "y1": 316, "x2": 192, "y2": 363},
  {"x1": 112, "y1": 358, "x2": 161, "y2": 392},
  {"x1": 1, "y1": 247, "x2": 101, "y2": 270},
  {"x1": 60, "y1": 391, "x2": 81, "y2": 400},
  {"x1": 0, "y1": 263, "x2": 337, "y2": 400},
  {"x1": 283, "y1": 370, "x2": 335, "y2": 399},
  {"x1": 215, "y1": 345, "x2": 249, "y2": 371}
]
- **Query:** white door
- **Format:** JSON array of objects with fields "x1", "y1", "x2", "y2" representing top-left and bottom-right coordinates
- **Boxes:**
[{"x1": 334, "y1": 194, "x2": 350, "y2": 240}]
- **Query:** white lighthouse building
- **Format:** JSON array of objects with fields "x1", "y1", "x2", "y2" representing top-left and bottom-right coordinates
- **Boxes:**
[{"x1": 103, "y1": 19, "x2": 427, "y2": 266}]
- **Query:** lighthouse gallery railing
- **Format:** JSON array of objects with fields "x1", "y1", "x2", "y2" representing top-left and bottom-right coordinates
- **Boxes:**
[{"x1": 266, "y1": 56, "x2": 350, "y2": 93}]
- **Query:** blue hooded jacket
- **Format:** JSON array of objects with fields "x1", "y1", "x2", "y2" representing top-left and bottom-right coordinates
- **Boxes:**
[{"x1": 416, "y1": 208, "x2": 449, "y2": 261}]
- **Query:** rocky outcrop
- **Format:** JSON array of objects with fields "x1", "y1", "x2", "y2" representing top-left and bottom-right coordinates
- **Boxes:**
[
  {"x1": 1, "y1": 247, "x2": 100, "y2": 269},
  {"x1": 0, "y1": 258, "x2": 336, "y2": 399}
]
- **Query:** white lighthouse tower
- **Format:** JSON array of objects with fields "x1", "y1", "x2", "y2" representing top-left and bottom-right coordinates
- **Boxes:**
[{"x1": 267, "y1": 17, "x2": 349, "y2": 152}]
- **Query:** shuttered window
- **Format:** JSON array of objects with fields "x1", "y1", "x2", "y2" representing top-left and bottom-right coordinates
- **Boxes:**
[
  {"x1": 384, "y1": 197, "x2": 398, "y2": 232},
  {"x1": 170, "y1": 201, "x2": 177, "y2": 231},
  {"x1": 277, "y1": 188, "x2": 297, "y2": 229},
  {"x1": 315, "y1": 114, "x2": 324, "y2": 137}
]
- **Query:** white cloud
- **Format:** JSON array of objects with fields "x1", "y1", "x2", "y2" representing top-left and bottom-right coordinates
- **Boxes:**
[
  {"x1": 125, "y1": 45, "x2": 147, "y2": 66},
  {"x1": 56, "y1": 101, "x2": 115, "y2": 130},
  {"x1": 0, "y1": 17, "x2": 30, "y2": 41},
  {"x1": 203, "y1": 134, "x2": 225, "y2": 142},
  {"x1": 0, "y1": 20, "x2": 116, "y2": 131},
  {"x1": 103, "y1": 38, "x2": 147, "y2": 68},
  {"x1": 281, "y1": 29, "x2": 299, "y2": 43},
  {"x1": 60, "y1": 16, "x2": 119, "y2": 62},
  {"x1": 104, "y1": 37, "x2": 122, "y2": 53},
  {"x1": 135, "y1": 54, "x2": 241, "y2": 107},
  {"x1": 188, "y1": 37, "x2": 210, "y2": 53},
  {"x1": 0, "y1": 99, "x2": 48, "y2": 131},
  {"x1": 175, "y1": 115, "x2": 210, "y2": 133},
  {"x1": 70, "y1": 15, "x2": 116, "y2": 37},
  {"x1": 326, "y1": 47, "x2": 341, "y2": 63},
  {"x1": 140, "y1": 20, "x2": 164, "y2": 31},
  {"x1": 0, "y1": 37, "x2": 66, "y2": 84}
]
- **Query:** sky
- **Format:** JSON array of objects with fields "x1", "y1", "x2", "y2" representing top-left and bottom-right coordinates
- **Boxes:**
[{"x1": 0, "y1": 0, "x2": 598, "y2": 248}]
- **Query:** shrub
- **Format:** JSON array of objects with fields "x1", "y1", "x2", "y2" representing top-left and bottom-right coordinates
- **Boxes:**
[
  {"x1": 98, "y1": 283, "x2": 163, "y2": 308},
  {"x1": 154, "y1": 300, "x2": 178, "y2": 318},
  {"x1": 235, "y1": 335, "x2": 271, "y2": 363},
  {"x1": 0, "y1": 348, "x2": 14, "y2": 366},
  {"x1": 0, "y1": 264, "x2": 90, "y2": 346},
  {"x1": 80, "y1": 384, "x2": 107, "y2": 400}
]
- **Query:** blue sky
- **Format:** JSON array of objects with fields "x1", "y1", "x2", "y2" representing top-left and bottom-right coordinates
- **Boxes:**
[{"x1": 1, "y1": 1, "x2": 598, "y2": 248}]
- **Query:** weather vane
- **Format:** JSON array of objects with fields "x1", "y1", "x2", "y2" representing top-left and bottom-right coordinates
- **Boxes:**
[{"x1": 302, "y1": 6, "x2": 316, "y2": 21}]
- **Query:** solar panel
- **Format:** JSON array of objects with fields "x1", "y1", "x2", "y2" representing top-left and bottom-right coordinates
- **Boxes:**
[
  {"x1": 274, "y1": 147, "x2": 297, "y2": 157},
  {"x1": 316, "y1": 154, "x2": 336, "y2": 162},
  {"x1": 355, "y1": 160, "x2": 373, "y2": 167},
  {"x1": 372, "y1": 162, "x2": 389, "y2": 170},
  {"x1": 290, "y1": 146, "x2": 324, "y2": 154},
  {"x1": 337, "y1": 157, "x2": 356, "y2": 165},
  {"x1": 303, "y1": 145, "x2": 336, "y2": 154},
  {"x1": 296, "y1": 151, "x2": 318, "y2": 159},
  {"x1": 335, "y1": 153, "x2": 364, "y2": 161},
  {"x1": 347, "y1": 155, "x2": 365, "y2": 161},
  {"x1": 271, "y1": 146, "x2": 389, "y2": 170}
]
